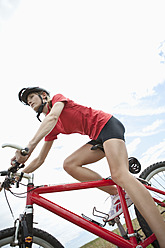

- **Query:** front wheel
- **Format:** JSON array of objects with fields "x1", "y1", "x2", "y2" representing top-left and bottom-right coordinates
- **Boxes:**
[{"x1": 0, "y1": 227, "x2": 64, "y2": 248}]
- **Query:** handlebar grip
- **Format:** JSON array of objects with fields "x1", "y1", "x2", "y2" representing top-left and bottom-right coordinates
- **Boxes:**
[
  {"x1": 2, "y1": 143, "x2": 23, "y2": 150},
  {"x1": 2, "y1": 144, "x2": 29, "y2": 156}
]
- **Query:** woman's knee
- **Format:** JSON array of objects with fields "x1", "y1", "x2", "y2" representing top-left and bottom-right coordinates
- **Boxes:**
[
  {"x1": 110, "y1": 171, "x2": 121, "y2": 185},
  {"x1": 63, "y1": 157, "x2": 72, "y2": 173},
  {"x1": 111, "y1": 170, "x2": 130, "y2": 188},
  {"x1": 63, "y1": 157, "x2": 81, "y2": 175}
]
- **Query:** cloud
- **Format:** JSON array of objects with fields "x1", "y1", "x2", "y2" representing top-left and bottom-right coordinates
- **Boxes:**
[
  {"x1": 158, "y1": 40, "x2": 165, "y2": 64},
  {"x1": 113, "y1": 82, "x2": 165, "y2": 117},
  {"x1": 114, "y1": 105, "x2": 165, "y2": 117},
  {"x1": 141, "y1": 139, "x2": 165, "y2": 167},
  {"x1": 127, "y1": 138, "x2": 141, "y2": 155},
  {"x1": 127, "y1": 119, "x2": 165, "y2": 138},
  {"x1": 0, "y1": 0, "x2": 20, "y2": 21},
  {"x1": 142, "y1": 120, "x2": 164, "y2": 133}
]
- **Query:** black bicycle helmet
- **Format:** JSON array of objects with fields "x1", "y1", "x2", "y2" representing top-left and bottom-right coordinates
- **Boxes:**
[
  {"x1": 18, "y1": 87, "x2": 50, "y2": 122},
  {"x1": 19, "y1": 87, "x2": 50, "y2": 105}
]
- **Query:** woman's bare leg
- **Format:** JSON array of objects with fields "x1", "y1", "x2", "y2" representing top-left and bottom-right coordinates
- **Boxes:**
[
  {"x1": 103, "y1": 138, "x2": 165, "y2": 248},
  {"x1": 63, "y1": 143, "x2": 117, "y2": 195}
]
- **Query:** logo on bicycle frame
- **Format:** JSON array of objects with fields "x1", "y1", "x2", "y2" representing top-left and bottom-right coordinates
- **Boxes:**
[{"x1": 25, "y1": 236, "x2": 32, "y2": 243}]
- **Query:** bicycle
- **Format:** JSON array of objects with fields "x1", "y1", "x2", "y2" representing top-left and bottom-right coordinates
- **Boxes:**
[{"x1": 0, "y1": 143, "x2": 164, "y2": 248}]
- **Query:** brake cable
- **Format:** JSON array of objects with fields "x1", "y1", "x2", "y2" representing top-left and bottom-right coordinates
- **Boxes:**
[
  {"x1": 3, "y1": 185, "x2": 41, "y2": 219},
  {"x1": 8, "y1": 184, "x2": 41, "y2": 198},
  {"x1": 4, "y1": 188, "x2": 15, "y2": 219}
]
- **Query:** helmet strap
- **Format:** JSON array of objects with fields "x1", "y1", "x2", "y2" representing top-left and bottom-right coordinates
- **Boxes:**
[{"x1": 36, "y1": 95, "x2": 47, "y2": 122}]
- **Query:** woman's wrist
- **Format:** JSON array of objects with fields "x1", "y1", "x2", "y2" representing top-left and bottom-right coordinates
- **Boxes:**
[{"x1": 27, "y1": 141, "x2": 36, "y2": 154}]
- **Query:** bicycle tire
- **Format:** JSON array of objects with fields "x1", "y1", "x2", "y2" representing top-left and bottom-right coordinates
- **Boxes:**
[
  {"x1": 0, "y1": 227, "x2": 64, "y2": 248},
  {"x1": 135, "y1": 161, "x2": 165, "y2": 248}
]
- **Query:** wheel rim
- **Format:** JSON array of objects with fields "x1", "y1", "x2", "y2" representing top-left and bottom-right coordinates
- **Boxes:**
[
  {"x1": 145, "y1": 165, "x2": 165, "y2": 228},
  {"x1": 146, "y1": 166, "x2": 165, "y2": 201}
]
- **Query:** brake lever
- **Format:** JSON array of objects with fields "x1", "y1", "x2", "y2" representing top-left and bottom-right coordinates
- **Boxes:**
[
  {"x1": 8, "y1": 161, "x2": 25, "y2": 173},
  {"x1": 1, "y1": 179, "x2": 12, "y2": 189}
]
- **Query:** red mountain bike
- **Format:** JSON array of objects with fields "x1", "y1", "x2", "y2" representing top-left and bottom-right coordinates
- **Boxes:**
[{"x1": 0, "y1": 143, "x2": 164, "y2": 248}]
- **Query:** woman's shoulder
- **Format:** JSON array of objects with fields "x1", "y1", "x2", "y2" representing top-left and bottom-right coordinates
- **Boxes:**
[{"x1": 51, "y1": 94, "x2": 68, "y2": 104}]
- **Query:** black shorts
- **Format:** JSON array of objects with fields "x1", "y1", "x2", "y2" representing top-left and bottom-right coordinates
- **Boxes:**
[{"x1": 88, "y1": 116, "x2": 125, "y2": 147}]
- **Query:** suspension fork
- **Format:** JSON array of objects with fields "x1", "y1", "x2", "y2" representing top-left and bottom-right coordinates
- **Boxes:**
[
  {"x1": 22, "y1": 205, "x2": 34, "y2": 247},
  {"x1": 12, "y1": 205, "x2": 34, "y2": 247},
  {"x1": 21, "y1": 181, "x2": 35, "y2": 247},
  {"x1": 13, "y1": 182, "x2": 34, "y2": 247}
]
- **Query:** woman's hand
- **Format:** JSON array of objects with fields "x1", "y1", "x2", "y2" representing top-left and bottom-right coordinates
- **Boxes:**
[{"x1": 11, "y1": 149, "x2": 30, "y2": 165}]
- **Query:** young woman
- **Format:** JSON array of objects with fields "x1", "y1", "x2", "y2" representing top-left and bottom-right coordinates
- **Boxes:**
[{"x1": 12, "y1": 87, "x2": 165, "y2": 247}]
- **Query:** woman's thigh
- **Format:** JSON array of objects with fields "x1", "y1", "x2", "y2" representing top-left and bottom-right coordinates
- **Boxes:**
[
  {"x1": 64, "y1": 143, "x2": 105, "y2": 167},
  {"x1": 103, "y1": 138, "x2": 129, "y2": 184}
]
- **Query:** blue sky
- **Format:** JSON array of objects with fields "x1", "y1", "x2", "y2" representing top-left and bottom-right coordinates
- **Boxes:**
[
  {"x1": 0, "y1": 0, "x2": 165, "y2": 247},
  {"x1": 117, "y1": 83, "x2": 165, "y2": 165}
]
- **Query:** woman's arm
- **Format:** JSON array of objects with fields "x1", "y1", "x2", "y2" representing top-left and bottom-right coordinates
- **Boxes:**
[
  {"x1": 22, "y1": 141, "x2": 54, "y2": 173},
  {"x1": 14, "y1": 101, "x2": 64, "y2": 164},
  {"x1": 28, "y1": 101, "x2": 64, "y2": 153}
]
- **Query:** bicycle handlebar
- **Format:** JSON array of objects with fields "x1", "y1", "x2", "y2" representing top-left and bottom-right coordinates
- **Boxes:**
[
  {"x1": 2, "y1": 143, "x2": 24, "y2": 150},
  {"x1": 0, "y1": 168, "x2": 33, "y2": 191},
  {"x1": 2, "y1": 143, "x2": 29, "y2": 156},
  {"x1": 0, "y1": 143, "x2": 32, "y2": 191},
  {"x1": 1, "y1": 143, "x2": 29, "y2": 175}
]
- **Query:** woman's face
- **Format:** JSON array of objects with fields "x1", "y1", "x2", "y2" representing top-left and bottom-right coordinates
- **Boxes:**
[{"x1": 27, "y1": 93, "x2": 41, "y2": 112}]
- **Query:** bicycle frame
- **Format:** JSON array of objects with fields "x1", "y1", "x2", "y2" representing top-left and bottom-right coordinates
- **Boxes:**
[{"x1": 25, "y1": 177, "x2": 165, "y2": 248}]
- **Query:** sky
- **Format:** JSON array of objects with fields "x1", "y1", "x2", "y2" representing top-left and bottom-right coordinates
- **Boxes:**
[{"x1": 0, "y1": 0, "x2": 165, "y2": 247}]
